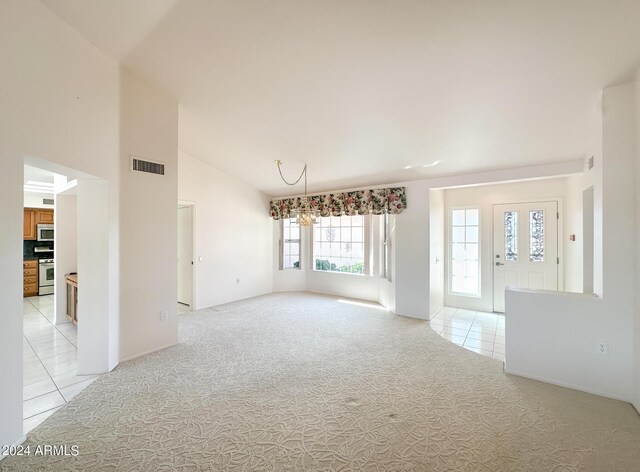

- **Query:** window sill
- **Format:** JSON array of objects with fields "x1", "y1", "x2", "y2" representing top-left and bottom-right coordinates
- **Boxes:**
[
  {"x1": 312, "y1": 269, "x2": 372, "y2": 278},
  {"x1": 448, "y1": 291, "x2": 481, "y2": 299}
]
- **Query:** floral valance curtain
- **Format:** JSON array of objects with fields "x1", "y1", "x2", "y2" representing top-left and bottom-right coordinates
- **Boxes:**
[{"x1": 270, "y1": 187, "x2": 407, "y2": 220}]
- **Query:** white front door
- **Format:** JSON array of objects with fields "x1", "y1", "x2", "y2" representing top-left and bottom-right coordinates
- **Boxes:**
[{"x1": 493, "y1": 201, "x2": 558, "y2": 312}]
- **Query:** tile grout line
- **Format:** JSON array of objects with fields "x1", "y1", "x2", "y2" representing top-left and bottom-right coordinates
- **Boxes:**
[
  {"x1": 23, "y1": 303, "x2": 76, "y2": 408},
  {"x1": 23, "y1": 332, "x2": 69, "y2": 406},
  {"x1": 35, "y1": 297, "x2": 78, "y2": 348}
]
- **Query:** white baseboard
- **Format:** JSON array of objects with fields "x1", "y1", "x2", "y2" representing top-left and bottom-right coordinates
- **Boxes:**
[
  {"x1": 119, "y1": 342, "x2": 178, "y2": 363},
  {"x1": 0, "y1": 435, "x2": 27, "y2": 462},
  {"x1": 504, "y1": 366, "x2": 630, "y2": 403}
]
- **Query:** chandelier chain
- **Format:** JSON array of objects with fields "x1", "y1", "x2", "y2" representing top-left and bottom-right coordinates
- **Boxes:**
[{"x1": 275, "y1": 160, "x2": 308, "y2": 195}]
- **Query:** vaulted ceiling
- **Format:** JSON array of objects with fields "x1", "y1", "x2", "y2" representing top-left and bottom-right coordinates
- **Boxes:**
[{"x1": 41, "y1": 0, "x2": 640, "y2": 195}]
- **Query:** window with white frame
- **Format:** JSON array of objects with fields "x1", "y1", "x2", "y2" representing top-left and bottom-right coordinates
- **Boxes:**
[
  {"x1": 313, "y1": 215, "x2": 368, "y2": 274},
  {"x1": 281, "y1": 218, "x2": 301, "y2": 269},
  {"x1": 450, "y1": 208, "x2": 480, "y2": 296}
]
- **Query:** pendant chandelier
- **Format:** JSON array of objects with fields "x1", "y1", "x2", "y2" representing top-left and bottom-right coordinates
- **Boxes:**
[{"x1": 275, "y1": 160, "x2": 320, "y2": 226}]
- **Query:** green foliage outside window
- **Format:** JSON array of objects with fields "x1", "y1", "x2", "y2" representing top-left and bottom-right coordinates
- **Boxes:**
[{"x1": 315, "y1": 259, "x2": 364, "y2": 274}]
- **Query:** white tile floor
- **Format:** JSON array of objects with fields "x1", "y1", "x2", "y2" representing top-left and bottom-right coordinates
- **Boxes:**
[
  {"x1": 22, "y1": 295, "x2": 99, "y2": 435},
  {"x1": 429, "y1": 306, "x2": 506, "y2": 362}
]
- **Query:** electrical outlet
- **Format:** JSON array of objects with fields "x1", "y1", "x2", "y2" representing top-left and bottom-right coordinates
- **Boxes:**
[
  {"x1": 597, "y1": 342, "x2": 608, "y2": 354},
  {"x1": 160, "y1": 311, "x2": 169, "y2": 321}
]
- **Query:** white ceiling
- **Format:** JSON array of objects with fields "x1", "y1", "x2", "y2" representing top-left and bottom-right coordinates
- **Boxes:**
[
  {"x1": 24, "y1": 165, "x2": 57, "y2": 184},
  {"x1": 40, "y1": 0, "x2": 640, "y2": 196}
]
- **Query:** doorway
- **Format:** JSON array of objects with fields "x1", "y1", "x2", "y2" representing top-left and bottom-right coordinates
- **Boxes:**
[
  {"x1": 493, "y1": 201, "x2": 559, "y2": 312},
  {"x1": 22, "y1": 163, "x2": 108, "y2": 434},
  {"x1": 177, "y1": 203, "x2": 194, "y2": 308}
]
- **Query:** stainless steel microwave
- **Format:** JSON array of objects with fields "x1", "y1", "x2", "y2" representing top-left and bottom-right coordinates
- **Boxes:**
[{"x1": 36, "y1": 224, "x2": 54, "y2": 242}]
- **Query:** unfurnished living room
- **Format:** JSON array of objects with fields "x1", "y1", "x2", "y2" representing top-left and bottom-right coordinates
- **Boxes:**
[{"x1": 2, "y1": 0, "x2": 640, "y2": 470}]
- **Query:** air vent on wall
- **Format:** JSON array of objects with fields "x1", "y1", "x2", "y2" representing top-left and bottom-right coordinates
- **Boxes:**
[
  {"x1": 42, "y1": 198, "x2": 54, "y2": 205},
  {"x1": 130, "y1": 156, "x2": 165, "y2": 176}
]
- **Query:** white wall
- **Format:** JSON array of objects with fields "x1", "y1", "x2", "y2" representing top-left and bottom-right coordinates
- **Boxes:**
[
  {"x1": 306, "y1": 271, "x2": 379, "y2": 302},
  {"x1": 119, "y1": 68, "x2": 179, "y2": 361},
  {"x1": 506, "y1": 82, "x2": 635, "y2": 402},
  {"x1": 54, "y1": 192, "x2": 77, "y2": 325},
  {"x1": 77, "y1": 178, "x2": 112, "y2": 374},
  {"x1": 564, "y1": 174, "x2": 584, "y2": 293},
  {"x1": 394, "y1": 180, "x2": 431, "y2": 319},
  {"x1": 178, "y1": 151, "x2": 273, "y2": 309},
  {"x1": 429, "y1": 189, "x2": 445, "y2": 316},
  {"x1": 581, "y1": 186, "x2": 595, "y2": 293},
  {"x1": 443, "y1": 177, "x2": 580, "y2": 312},
  {"x1": 24, "y1": 192, "x2": 55, "y2": 209},
  {"x1": 0, "y1": 0, "x2": 120, "y2": 448}
]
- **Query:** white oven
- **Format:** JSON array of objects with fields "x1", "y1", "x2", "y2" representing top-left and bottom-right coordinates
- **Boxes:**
[
  {"x1": 38, "y1": 259, "x2": 54, "y2": 295},
  {"x1": 37, "y1": 224, "x2": 54, "y2": 242}
]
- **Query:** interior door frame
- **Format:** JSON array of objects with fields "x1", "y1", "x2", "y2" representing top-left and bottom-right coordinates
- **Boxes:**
[
  {"x1": 178, "y1": 200, "x2": 197, "y2": 309},
  {"x1": 492, "y1": 197, "x2": 564, "y2": 312}
]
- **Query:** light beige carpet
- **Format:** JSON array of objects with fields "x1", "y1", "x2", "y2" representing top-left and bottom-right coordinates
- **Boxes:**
[{"x1": 2, "y1": 292, "x2": 640, "y2": 471}]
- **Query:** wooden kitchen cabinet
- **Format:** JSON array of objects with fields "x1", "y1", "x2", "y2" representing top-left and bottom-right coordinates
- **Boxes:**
[
  {"x1": 23, "y1": 260, "x2": 38, "y2": 297},
  {"x1": 23, "y1": 209, "x2": 37, "y2": 240},
  {"x1": 36, "y1": 209, "x2": 54, "y2": 224},
  {"x1": 24, "y1": 208, "x2": 54, "y2": 240}
]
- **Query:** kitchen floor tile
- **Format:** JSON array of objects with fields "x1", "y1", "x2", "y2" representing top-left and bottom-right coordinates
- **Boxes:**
[
  {"x1": 23, "y1": 391, "x2": 65, "y2": 420},
  {"x1": 51, "y1": 372, "x2": 99, "y2": 390},
  {"x1": 23, "y1": 407, "x2": 61, "y2": 436},
  {"x1": 41, "y1": 349, "x2": 77, "y2": 365},
  {"x1": 60, "y1": 377, "x2": 98, "y2": 402},
  {"x1": 23, "y1": 365, "x2": 51, "y2": 386},
  {"x1": 43, "y1": 359, "x2": 78, "y2": 377},
  {"x1": 22, "y1": 293, "x2": 99, "y2": 428},
  {"x1": 23, "y1": 378, "x2": 58, "y2": 401},
  {"x1": 34, "y1": 342, "x2": 77, "y2": 359}
]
